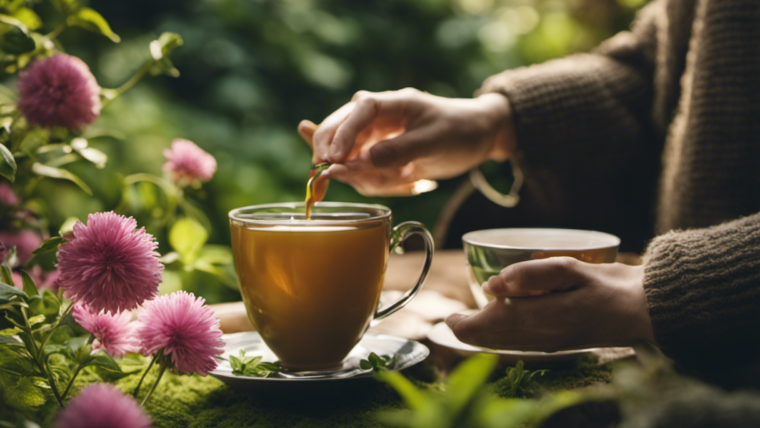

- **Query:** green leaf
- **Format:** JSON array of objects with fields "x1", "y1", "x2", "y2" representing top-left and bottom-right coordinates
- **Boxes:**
[
  {"x1": 0, "y1": 327, "x2": 21, "y2": 336},
  {"x1": 148, "y1": 57, "x2": 180, "y2": 78},
  {"x1": 32, "y1": 236, "x2": 66, "y2": 255},
  {"x1": 3, "y1": 376, "x2": 46, "y2": 409},
  {"x1": 169, "y1": 217, "x2": 208, "y2": 263},
  {"x1": 77, "y1": 147, "x2": 108, "y2": 169},
  {"x1": 149, "y1": 32, "x2": 183, "y2": 60},
  {"x1": 59, "y1": 217, "x2": 79, "y2": 237},
  {"x1": 18, "y1": 271, "x2": 38, "y2": 298},
  {"x1": 445, "y1": 353, "x2": 499, "y2": 413},
  {"x1": 12, "y1": 8, "x2": 41, "y2": 31},
  {"x1": 26, "y1": 314, "x2": 44, "y2": 327},
  {"x1": 359, "y1": 360, "x2": 372, "y2": 370},
  {"x1": 0, "y1": 14, "x2": 35, "y2": 55},
  {"x1": 87, "y1": 352, "x2": 123, "y2": 373},
  {"x1": 29, "y1": 290, "x2": 60, "y2": 316},
  {"x1": 1, "y1": 265, "x2": 12, "y2": 286},
  {"x1": 31, "y1": 162, "x2": 92, "y2": 195},
  {"x1": 375, "y1": 371, "x2": 427, "y2": 411},
  {"x1": 0, "y1": 335, "x2": 21, "y2": 345},
  {"x1": 66, "y1": 7, "x2": 120, "y2": 43},
  {"x1": 0, "y1": 142, "x2": 16, "y2": 182},
  {"x1": 0, "y1": 281, "x2": 26, "y2": 302}
]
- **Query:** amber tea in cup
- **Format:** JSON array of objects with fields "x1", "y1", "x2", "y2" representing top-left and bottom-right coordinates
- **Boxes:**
[
  {"x1": 463, "y1": 228, "x2": 620, "y2": 309},
  {"x1": 230, "y1": 202, "x2": 433, "y2": 371}
]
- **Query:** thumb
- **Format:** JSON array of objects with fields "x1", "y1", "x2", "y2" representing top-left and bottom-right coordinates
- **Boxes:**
[{"x1": 368, "y1": 128, "x2": 431, "y2": 169}]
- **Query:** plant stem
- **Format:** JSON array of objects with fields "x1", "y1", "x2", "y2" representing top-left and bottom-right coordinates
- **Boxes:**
[
  {"x1": 43, "y1": 351, "x2": 65, "y2": 407},
  {"x1": 46, "y1": 22, "x2": 67, "y2": 41},
  {"x1": 140, "y1": 356, "x2": 167, "y2": 407},
  {"x1": 132, "y1": 349, "x2": 162, "y2": 398},
  {"x1": 61, "y1": 363, "x2": 84, "y2": 400},
  {"x1": 38, "y1": 303, "x2": 74, "y2": 353}
]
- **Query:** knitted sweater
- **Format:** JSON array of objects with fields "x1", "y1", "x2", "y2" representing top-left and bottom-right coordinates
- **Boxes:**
[{"x1": 480, "y1": 0, "x2": 760, "y2": 380}]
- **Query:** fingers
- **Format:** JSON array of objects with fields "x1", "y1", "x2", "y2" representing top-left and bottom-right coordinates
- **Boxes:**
[
  {"x1": 482, "y1": 257, "x2": 588, "y2": 297},
  {"x1": 323, "y1": 163, "x2": 421, "y2": 197},
  {"x1": 298, "y1": 120, "x2": 320, "y2": 164},
  {"x1": 445, "y1": 296, "x2": 578, "y2": 352},
  {"x1": 312, "y1": 102, "x2": 356, "y2": 162}
]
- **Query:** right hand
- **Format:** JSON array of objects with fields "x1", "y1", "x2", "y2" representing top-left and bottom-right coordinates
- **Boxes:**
[{"x1": 298, "y1": 88, "x2": 516, "y2": 196}]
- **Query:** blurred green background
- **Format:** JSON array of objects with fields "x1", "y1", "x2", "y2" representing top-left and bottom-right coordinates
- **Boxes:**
[{"x1": 35, "y1": 0, "x2": 644, "y2": 302}]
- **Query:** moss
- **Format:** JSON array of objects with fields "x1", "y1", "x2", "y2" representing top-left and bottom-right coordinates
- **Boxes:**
[
  {"x1": 102, "y1": 355, "x2": 616, "y2": 427},
  {"x1": 490, "y1": 355, "x2": 616, "y2": 399}
]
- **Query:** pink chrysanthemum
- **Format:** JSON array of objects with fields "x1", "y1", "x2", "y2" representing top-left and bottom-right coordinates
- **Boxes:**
[
  {"x1": 0, "y1": 182, "x2": 19, "y2": 206},
  {"x1": 163, "y1": 139, "x2": 217, "y2": 186},
  {"x1": 136, "y1": 291, "x2": 224, "y2": 375},
  {"x1": 57, "y1": 212, "x2": 164, "y2": 314},
  {"x1": 0, "y1": 229, "x2": 43, "y2": 266},
  {"x1": 55, "y1": 383, "x2": 151, "y2": 428},
  {"x1": 17, "y1": 54, "x2": 101, "y2": 130},
  {"x1": 73, "y1": 303, "x2": 140, "y2": 358}
]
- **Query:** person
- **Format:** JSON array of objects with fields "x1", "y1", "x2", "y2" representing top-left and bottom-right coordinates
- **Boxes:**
[{"x1": 298, "y1": 0, "x2": 760, "y2": 391}]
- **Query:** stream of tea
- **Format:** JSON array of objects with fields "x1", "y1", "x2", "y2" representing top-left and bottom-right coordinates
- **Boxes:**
[{"x1": 304, "y1": 162, "x2": 331, "y2": 220}]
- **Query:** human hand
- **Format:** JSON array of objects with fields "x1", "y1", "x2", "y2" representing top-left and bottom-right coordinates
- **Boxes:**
[
  {"x1": 298, "y1": 88, "x2": 515, "y2": 196},
  {"x1": 445, "y1": 257, "x2": 655, "y2": 352}
]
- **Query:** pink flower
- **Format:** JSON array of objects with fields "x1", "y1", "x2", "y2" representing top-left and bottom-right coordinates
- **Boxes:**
[
  {"x1": 0, "y1": 182, "x2": 19, "y2": 206},
  {"x1": 0, "y1": 229, "x2": 43, "y2": 266},
  {"x1": 57, "y1": 212, "x2": 164, "y2": 314},
  {"x1": 73, "y1": 303, "x2": 139, "y2": 358},
  {"x1": 40, "y1": 268, "x2": 61, "y2": 293},
  {"x1": 55, "y1": 383, "x2": 151, "y2": 428},
  {"x1": 163, "y1": 139, "x2": 217, "y2": 186},
  {"x1": 136, "y1": 291, "x2": 224, "y2": 375},
  {"x1": 17, "y1": 54, "x2": 101, "y2": 130}
]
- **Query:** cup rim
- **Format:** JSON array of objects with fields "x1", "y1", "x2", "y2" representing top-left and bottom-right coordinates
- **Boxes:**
[
  {"x1": 462, "y1": 228, "x2": 620, "y2": 251},
  {"x1": 228, "y1": 201, "x2": 391, "y2": 226}
]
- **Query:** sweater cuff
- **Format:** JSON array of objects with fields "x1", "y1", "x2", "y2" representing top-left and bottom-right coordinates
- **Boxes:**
[{"x1": 642, "y1": 213, "x2": 760, "y2": 374}]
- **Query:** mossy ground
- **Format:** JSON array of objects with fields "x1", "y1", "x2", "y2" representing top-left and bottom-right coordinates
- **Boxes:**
[{"x1": 103, "y1": 355, "x2": 617, "y2": 428}]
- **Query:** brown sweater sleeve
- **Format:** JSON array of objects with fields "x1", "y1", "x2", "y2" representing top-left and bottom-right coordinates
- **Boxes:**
[
  {"x1": 478, "y1": 1, "x2": 660, "y2": 170},
  {"x1": 642, "y1": 212, "x2": 760, "y2": 375}
]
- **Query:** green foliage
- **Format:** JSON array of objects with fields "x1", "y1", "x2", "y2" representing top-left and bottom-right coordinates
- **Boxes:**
[
  {"x1": 360, "y1": 352, "x2": 398, "y2": 373},
  {"x1": 501, "y1": 360, "x2": 548, "y2": 398},
  {"x1": 227, "y1": 349, "x2": 280, "y2": 377},
  {"x1": 66, "y1": 7, "x2": 120, "y2": 43},
  {"x1": 31, "y1": 237, "x2": 66, "y2": 256}
]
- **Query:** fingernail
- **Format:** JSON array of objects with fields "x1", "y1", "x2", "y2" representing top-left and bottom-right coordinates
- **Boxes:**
[{"x1": 445, "y1": 313, "x2": 466, "y2": 329}]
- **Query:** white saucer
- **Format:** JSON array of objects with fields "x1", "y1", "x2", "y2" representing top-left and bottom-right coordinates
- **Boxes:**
[
  {"x1": 428, "y1": 321, "x2": 597, "y2": 365},
  {"x1": 210, "y1": 331, "x2": 429, "y2": 390}
]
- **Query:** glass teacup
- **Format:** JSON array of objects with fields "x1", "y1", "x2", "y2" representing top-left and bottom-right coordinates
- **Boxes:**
[{"x1": 229, "y1": 202, "x2": 433, "y2": 371}]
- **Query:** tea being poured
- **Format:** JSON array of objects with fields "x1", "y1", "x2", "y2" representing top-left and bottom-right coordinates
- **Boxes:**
[{"x1": 305, "y1": 162, "x2": 330, "y2": 220}]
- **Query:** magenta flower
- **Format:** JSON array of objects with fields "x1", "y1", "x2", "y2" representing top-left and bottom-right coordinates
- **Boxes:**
[
  {"x1": 136, "y1": 291, "x2": 224, "y2": 375},
  {"x1": 0, "y1": 229, "x2": 43, "y2": 266},
  {"x1": 17, "y1": 54, "x2": 101, "y2": 130},
  {"x1": 55, "y1": 383, "x2": 151, "y2": 428},
  {"x1": 0, "y1": 182, "x2": 19, "y2": 206},
  {"x1": 163, "y1": 139, "x2": 217, "y2": 186},
  {"x1": 73, "y1": 303, "x2": 140, "y2": 358},
  {"x1": 57, "y1": 212, "x2": 164, "y2": 314}
]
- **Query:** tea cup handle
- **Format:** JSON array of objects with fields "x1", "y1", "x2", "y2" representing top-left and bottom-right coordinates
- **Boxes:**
[{"x1": 374, "y1": 221, "x2": 434, "y2": 321}]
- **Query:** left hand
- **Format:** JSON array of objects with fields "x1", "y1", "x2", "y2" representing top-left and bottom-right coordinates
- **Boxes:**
[{"x1": 445, "y1": 257, "x2": 655, "y2": 352}]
